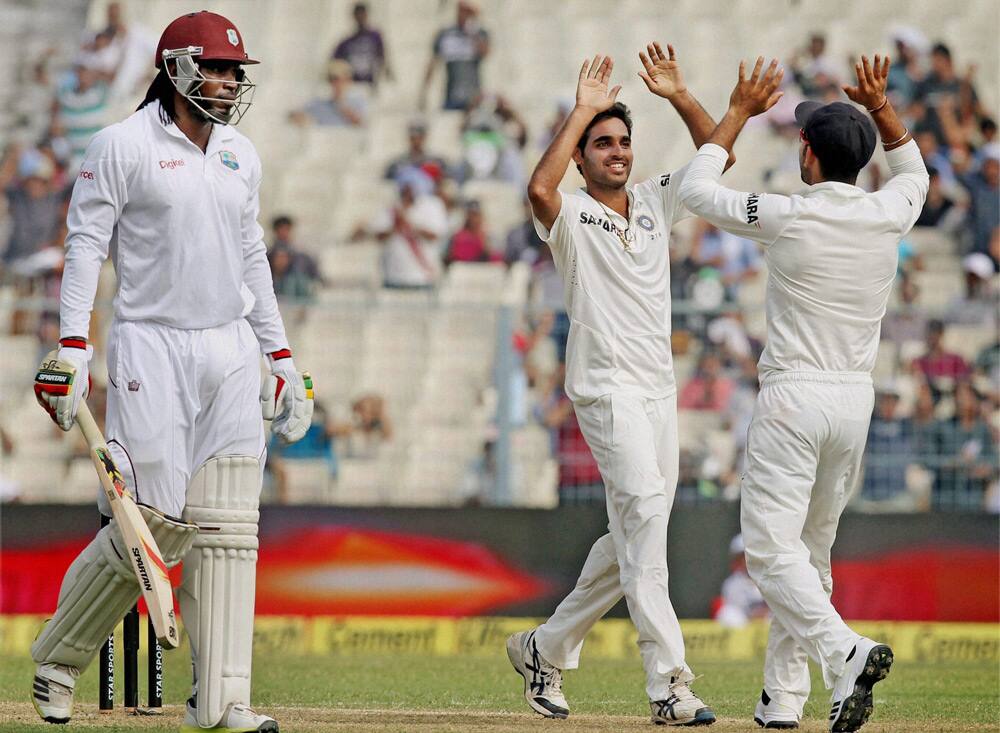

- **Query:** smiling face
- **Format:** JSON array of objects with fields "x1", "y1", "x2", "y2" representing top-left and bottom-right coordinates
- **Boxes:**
[{"x1": 573, "y1": 117, "x2": 633, "y2": 190}]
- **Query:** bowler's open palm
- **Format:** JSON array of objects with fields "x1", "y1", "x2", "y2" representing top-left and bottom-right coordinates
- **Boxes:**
[
  {"x1": 577, "y1": 55, "x2": 621, "y2": 113},
  {"x1": 639, "y1": 42, "x2": 686, "y2": 99}
]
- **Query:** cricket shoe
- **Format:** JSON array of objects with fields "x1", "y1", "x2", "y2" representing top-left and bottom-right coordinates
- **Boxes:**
[
  {"x1": 32, "y1": 663, "x2": 79, "y2": 724},
  {"x1": 182, "y1": 697, "x2": 279, "y2": 732},
  {"x1": 506, "y1": 629, "x2": 569, "y2": 718},
  {"x1": 651, "y1": 679, "x2": 716, "y2": 726},
  {"x1": 828, "y1": 638, "x2": 893, "y2": 732},
  {"x1": 753, "y1": 689, "x2": 799, "y2": 728}
]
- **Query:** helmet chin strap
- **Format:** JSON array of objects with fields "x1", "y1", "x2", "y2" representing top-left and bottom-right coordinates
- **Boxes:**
[{"x1": 162, "y1": 47, "x2": 255, "y2": 126}]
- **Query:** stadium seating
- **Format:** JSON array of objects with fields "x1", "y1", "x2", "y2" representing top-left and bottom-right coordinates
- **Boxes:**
[{"x1": 2, "y1": 0, "x2": 996, "y2": 507}]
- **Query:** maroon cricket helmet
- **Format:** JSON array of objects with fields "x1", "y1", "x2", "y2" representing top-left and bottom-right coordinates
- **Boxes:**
[{"x1": 155, "y1": 11, "x2": 259, "y2": 68}]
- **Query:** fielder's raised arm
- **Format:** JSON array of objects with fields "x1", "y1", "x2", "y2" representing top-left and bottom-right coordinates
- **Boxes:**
[
  {"x1": 637, "y1": 41, "x2": 735, "y2": 169},
  {"x1": 527, "y1": 55, "x2": 621, "y2": 231}
]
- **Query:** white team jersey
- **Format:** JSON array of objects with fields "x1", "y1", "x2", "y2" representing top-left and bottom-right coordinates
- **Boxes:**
[
  {"x1": 680, "y1": 141, "x2": 929, "y2": 383},
  {"x1": 533, "y1": 168, "x2": 692, "y2": 402},
  {"x1": 60, "y1": 101, "x2": 288, "y2": 353}
]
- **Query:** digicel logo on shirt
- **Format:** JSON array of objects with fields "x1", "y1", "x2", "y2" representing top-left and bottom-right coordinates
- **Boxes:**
[{"x1": 159, "y1": 159, "x2": 185, "y2": 170}]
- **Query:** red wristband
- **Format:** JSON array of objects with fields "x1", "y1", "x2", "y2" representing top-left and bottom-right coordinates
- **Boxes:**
[
  {"x1": 59, "y1": 337, "x2": 88, "y2": 350},
  {"x1": 269, "y1": 348, "x2": 292, "y2": 361}
]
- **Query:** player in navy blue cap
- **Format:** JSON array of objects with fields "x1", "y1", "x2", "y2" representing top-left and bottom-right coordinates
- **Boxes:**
[{"x1": 678, "y1": 55, "x2": 928, "y2": 732}]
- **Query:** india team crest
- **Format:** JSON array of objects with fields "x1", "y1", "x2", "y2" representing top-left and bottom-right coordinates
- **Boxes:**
[
  {"x1": 220, "y1": 150, "x2": 239, "y2": 171},
  {"x1": 226, "y1": 28, "x2": 239, "y2": 46}
]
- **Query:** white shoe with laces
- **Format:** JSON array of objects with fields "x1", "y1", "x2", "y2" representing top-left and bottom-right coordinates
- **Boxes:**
[
  {"x1": 828, "y1": 637, "x2": 893, "y2": 732},
  {"x1": 32, "y1": 663, "x2": 79, "y2": 724},
  {"x1": 650, "y1": 678, "x2": 717, "y2": 726},
  {"x1": 506, "y1": 629, "x2": 569, "y2": 719},
  {"x1": 182, "y1": 697, "x2": 279, "y2": 732}
]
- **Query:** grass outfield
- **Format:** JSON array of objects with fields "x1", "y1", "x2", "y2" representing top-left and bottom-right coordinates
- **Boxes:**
[{"x1": 1, "y1": 646, "x2": 996, "y2": 732}]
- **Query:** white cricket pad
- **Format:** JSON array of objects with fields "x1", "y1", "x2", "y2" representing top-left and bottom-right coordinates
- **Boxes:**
[
  {"x1": 179, "y1": 455, "x2": 261, "y2": 729},
  {"x1": 31, "y1": 506, "x2": 197, "y2": 669}
]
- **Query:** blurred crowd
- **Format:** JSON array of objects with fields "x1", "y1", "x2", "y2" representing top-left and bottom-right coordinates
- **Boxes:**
[{"x1": 0, "y1": 3, "x2": 995, "y2": 511}]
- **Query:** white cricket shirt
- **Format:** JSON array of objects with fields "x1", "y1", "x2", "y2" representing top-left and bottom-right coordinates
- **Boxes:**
[
  {"x1": 533, "y1": 168, "x2": 692, "y2": 402},
  {"x1": 679, "y1": 141, "x2": 929, "y2": 382},
  {"x1": 60, "y1": 102, "x2": 288, "y2": 353}
]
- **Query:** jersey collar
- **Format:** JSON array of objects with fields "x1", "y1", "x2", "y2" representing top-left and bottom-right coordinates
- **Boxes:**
[
  {"x1": 149, "y1": 101, "x2": 236, "y2": 146},
  {"x1": 578, "y1": 186, "x2": 637, "y2": 224},
  {"x1": 803, "y1": 181, "x2": 865, "y2": 198}
]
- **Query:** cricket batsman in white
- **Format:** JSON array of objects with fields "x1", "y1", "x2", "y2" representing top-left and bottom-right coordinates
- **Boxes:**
[
  {"x1": 30, "y1": 12, "x2": 313, "y2": 732},
  {"x1": 678, "y1": 56, "x2": 928, "y2": 731},
  {"x1": 506, "y1": 44, "x2": 733, "y2": 726}
]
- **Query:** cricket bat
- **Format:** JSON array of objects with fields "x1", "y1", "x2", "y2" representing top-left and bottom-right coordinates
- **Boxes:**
[{"x1": 76, "y1": 401, "x2": 181, "y2": 649}]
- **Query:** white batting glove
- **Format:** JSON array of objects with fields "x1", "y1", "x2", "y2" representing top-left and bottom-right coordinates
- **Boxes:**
[
  {"x1": 261, "y1": 350, "x2": 314, "y2": 444},
  {"x1": 34, "y1": 340, "x2": 92, "y2": 432}
]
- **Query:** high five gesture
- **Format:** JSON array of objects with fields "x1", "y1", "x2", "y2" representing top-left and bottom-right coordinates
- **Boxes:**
[
  {"x1": 638, "y1": 42, "x2": 686, "y2": 100},
  {"x1": 577, "y1": 55, "x2": 622, "y2": 113}
]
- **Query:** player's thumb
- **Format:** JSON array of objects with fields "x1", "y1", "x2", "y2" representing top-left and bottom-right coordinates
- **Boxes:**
[
  {"x1": 637, "y1": 71, "x2": 653, "y2": 90},
  {"x1": 610, "y1": 84, "x2": 622, "y2": 100}
]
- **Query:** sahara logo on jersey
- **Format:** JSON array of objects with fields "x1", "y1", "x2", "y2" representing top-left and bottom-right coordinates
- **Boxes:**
[
  {"x1": 220, "y1": 150, "x2": 239, "y2": 171},
  {"x1": 746, "y1": 193, "x2": 762, "y2": 228}
]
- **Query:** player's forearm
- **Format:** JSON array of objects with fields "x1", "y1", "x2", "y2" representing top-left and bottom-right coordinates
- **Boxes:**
[
  {"x1": 243, "y1": 247, "x2": 291, "y2": 353},
  {"x1": 706, "y1": 107, "x2": 751, "y2": 156},
  {"x1": 869, "y1": 99, "x2": 910, "y2": 150},
  {"x1": 59, "y1": 242, "x2": 104, "y2": 341},
  {"x1": 669, "y1": 91, "x2": 735, "y2": 169},
  {"x1": 529, "y1": 106, "x2": 593, "y2": 199}
]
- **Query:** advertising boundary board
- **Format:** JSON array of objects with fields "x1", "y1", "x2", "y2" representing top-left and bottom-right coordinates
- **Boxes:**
[{"x1": 2, "y1": 615, "x2": 997, "y2": 664}]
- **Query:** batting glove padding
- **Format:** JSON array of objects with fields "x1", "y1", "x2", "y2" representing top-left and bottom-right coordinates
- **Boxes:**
[
  {"x1": 261, "y1": 354, "x2": 314, "y2": 444},
  {"x1": 34, "y1": 345, "x2": 92, "y2": 432}
]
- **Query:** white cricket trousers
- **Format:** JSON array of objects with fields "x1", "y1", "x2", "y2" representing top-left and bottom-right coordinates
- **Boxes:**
[
  {"x1": 534, "y1": 393, "x2": 691, "y2": 701},
  {"x1": 741, "y1": 371, "x2": 875, "y2": 715},
  {"x1": 100, "y1": 318, "x2": 265, "y2": 518}
]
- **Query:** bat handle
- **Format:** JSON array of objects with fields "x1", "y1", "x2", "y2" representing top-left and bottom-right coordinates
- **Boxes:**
[{"x1": 75, "y1": 400, "x2": 103, "y2": 451}]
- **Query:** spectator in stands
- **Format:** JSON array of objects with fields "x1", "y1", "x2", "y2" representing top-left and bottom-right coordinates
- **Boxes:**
[
  {"x1": 714, "y1": 534, "x2": 768, "y2": 628},
  {"x1": 461, "y1": 93, "x2": 527, "y2": 182},
  {"x1": 679, "y1": 350, "x2": 735, "y2": 412},
  {"x1": 913, "y1": 43, "x2": 980, "y2": 145},
  {"x1": 915, "y1": 167, "x2": 961, "y2": 230},
  {"x1": 56, "y1": 57, "x2": 110, "y2": 169},
  {"x1": 266, "y1": 402, "x2": 337, "y2": 503},
  {"x1": 789, "y1": 32, "x2": 840, "y2": 99},
  {"x1": 504, "y1": 196, "x2": 545, "y2": 265},
  {"x1": 100, "y1": 1, "x2": 157, "y2": 101},
  {"x1": 861, "y1": 383, "x2": 915, "y2": 502},
  {"x1": 688, "y1": 220, "x2": 762, "y2": 301},
  {"x1": 0, "y1": 147, "x2": 60, "y2": 270},
  {"x1": 882, "y1": 274, "x2": 927, "y2": 345},
  {"x1": 886, "y1": 26, "x2": 927, "y2": 107},
  {"x1": 958, "y1": 143, "x2": 999, "y2": 259},
  {"x1": 945, "y1": 252, "x2": 998, "y2": 328},
  {"x1": 331, "y1": 393, "x2": 393, "y2": 459},
  {"x1": 539, "y1": 367, "x2": 602, "y2": 503},
  {"x1": 444, "y1": 200, "x2": 501, "y2": 265},
  {"x1": 331, "y1": 2, "x2": 391, "y2": 87},
  {"x1": 383, "y1": 119, "x2": 450, "y2": 195},
  {"x1": 368, "y1": 182, "x2": 448, "y2": 289},
  {"x1": 912, "y1": 319, "x2": 971, "y2": 385},
  {"x1": 927, "y1": 380, "x2": 997, "y2": 509},
  {"x1": 267, "y1": 215, "x2": 323, "y2": 300},
  {"x1": 911, "y1": 378, "x2": 938, "y2": 456},
  {"x1": 78, "y1": 28, "x2": 118, "y2": 82},
  {"x1": 419, "y1": 0, "x2": 489, "y2": 111},
  {"x1": 914, "y1": 129, "x2": 957, "y2": 189},
  {"x1": 289, "y1": 60, "x2": 367, "y2": 127},
  {"x1": 973, "y1": 340, "x2": 1000, "y2": 387}
]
